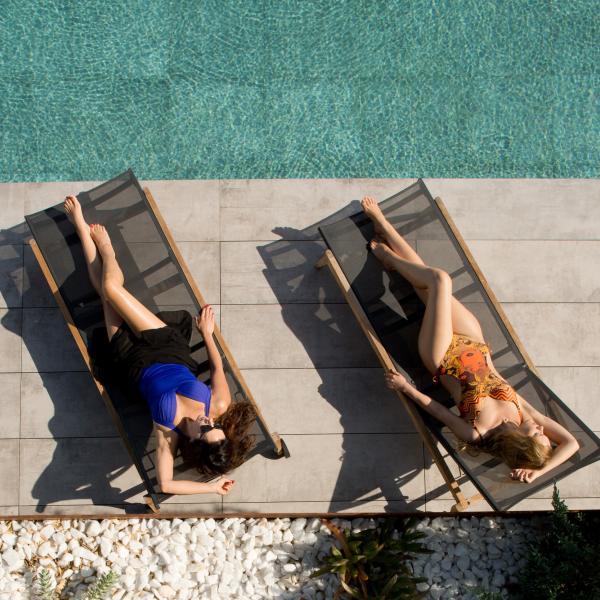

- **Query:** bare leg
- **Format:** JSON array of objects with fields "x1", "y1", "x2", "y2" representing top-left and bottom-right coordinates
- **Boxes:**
[
  {"x1": 370, "y1": 239, "x2": 453, "y2": 372},
  {"x1": 64, "y1": 196, "x2": 104, "y2": 294},
  {"x1": 362, "y1": 196, "x2": 484, "y2": 343},
  {"x1": 89, "y1": 224, "x2": 167, "y2": 336},
  {"x1": 64, "y1": 196, "x2": 123, "y2": 340}
]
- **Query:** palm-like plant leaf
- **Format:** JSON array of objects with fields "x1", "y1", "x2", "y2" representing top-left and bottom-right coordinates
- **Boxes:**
[{"x1": 313, "y1": 517, "x2": 430, "y2": 599}]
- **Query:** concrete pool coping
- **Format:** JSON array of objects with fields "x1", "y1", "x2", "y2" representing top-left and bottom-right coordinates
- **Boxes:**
[{"x1": 0, "y1": 177, "x2": 599, "y2": 516}]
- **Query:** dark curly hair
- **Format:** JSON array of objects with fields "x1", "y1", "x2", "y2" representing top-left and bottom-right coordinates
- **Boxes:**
[{"x1": 179, "y1": 401, "x2": 256, "y2": 476}]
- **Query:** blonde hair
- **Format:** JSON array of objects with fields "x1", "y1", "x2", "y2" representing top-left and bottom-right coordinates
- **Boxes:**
[{"x1": 461, "y1": 429, "x2": 553, "y2": 469}]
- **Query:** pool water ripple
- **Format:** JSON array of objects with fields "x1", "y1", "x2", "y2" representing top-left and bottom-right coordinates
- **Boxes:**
[{"x1": 1, "y1": 0, "x2": 597, "y2": 181}]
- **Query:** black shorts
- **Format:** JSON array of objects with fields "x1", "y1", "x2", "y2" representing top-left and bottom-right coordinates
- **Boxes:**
[{"x1": 93, "y1": 309, "x2": 199, "y2": 384}]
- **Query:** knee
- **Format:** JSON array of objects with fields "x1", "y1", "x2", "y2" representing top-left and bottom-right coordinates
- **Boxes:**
[
  {"x1": 430, "y1": 268, "x2": 452, "y2": 289},
  {"x1": 102, "y1": 279, "x2": 121, "y2": 301}
]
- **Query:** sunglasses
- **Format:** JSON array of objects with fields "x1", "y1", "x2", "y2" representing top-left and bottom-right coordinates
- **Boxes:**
[{"x1": 199, "y1": 423, "x2": 223, "y2": 437}]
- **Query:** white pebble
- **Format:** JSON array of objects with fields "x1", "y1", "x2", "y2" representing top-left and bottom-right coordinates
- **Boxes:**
[
  {"x1": 40, "y1": 525, "x2": 55, "y2": 540},
  {"x1": 159, "y1": 584, "x2": 176, "y2": 598},
  {"x1": 37, "y1": 541, "x2": 55, "y2": 558}
]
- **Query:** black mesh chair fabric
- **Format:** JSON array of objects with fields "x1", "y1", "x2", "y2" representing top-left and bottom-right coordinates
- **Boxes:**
[
  {"x1": 25, "y1": 170, "x2": 275, "y2": 508},
  {"x1": 319, "y1": 179, "x2": 600, "y2": 511}
]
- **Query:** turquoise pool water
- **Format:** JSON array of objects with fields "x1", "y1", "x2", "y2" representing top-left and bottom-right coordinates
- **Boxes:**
[{"x1": 1, "y1": 1, "x2": 598, "y2": 182}]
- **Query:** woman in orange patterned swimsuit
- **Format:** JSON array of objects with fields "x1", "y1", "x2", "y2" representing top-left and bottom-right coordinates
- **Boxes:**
[{"x1": 362, "y1": 197, "x2": 579, "y2": 483}]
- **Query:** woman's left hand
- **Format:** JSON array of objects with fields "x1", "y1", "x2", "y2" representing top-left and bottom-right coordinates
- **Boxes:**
[
  {"x1": 510, "y1": 468, "x2": 540, "y2": 483},
  {"x1": 211, "y1": 478, "x2": 235, "y2": 495},
  {"x1": 195, "y1": 305, "x2": 215, "y2": 337}
]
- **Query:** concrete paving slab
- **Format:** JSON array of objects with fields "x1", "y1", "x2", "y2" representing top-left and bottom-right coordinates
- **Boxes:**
[
  {"x1": 512, "y1": 497, "x2": 600, "y2": 511},
  {"x1": 0, "y1": 440, "x2": 19, "y2": 505},
  {"x1": 221, "y1": 304, "x2": 378, "y2": 369},
  {"x1": 0, "y1": 506, "x2": 19, "y2": 516},
  {"x1": 224, "y1": 433, "x2": 425, "y2": 507},
  {"x1": 178, "y1": 241, "x2": 220, "y2": 305},
  {"x1": 344, "y1": 179, "x2": 415, "y2": 205},
  {"x1": 20, "y1": 438, "x2": 145, "y2": 507},
  {"x1": 241, "y1": 368, "x2": 414, "y2": 434},
  {"x1": 416, "y1": 240, "x2": 600, "y2": 304},
  {"x1": 222, "y1": 240, "x2": 344, "y2": 305},
  {"x1": 16, "y1": 505, "x2": 133, "y2": 517},
  {"x1": 222, "y1": 500, "x2": 422, "y2": 514},
  {"x1": 468, "y1": 241, "x2": 600, "y2": 302},
  {"x1": 505, "y1": 303, "x2": 600, "y2": 366},
  {"x1": 21, "y1": 308, "x2": 88, "y2": 372},
  {"x1": 538, "y1": 367, "x2": 600, "y2": 430},
  {"x1": 142, "y1": 179, "x2": 221, "y2": 242},
  {"x1": 427, "y1": 179, "x2": 600, "y2": 240},
  {"x1": 23, "y1": 181, "x2": 101, "y2": 215},
  {"x1": 158, "y1": 493, "x2": 223, "y2": 507},
  {"x1": 20, "y1": 372, "x2": 116, "y2": 438},
  {"x1": 220, "y1": 179, "x2": 356, "y2": 241},
  {"x1": 142, "y1": 503, "x2": 223, "y2": 515},
  {"x1": 0, "y1": 373, "x2": 21, "y2": 438},
  {"x1": 0, "y1": 244, "x2": 23, "y2": 308},
  {"x1": 0, "y1": 183, "x2": 26, "y2": 233},
  {"x1": 524, "y1": 457, "x2": 600, "y2": 499},
  {"x1": 22, "y1": 243, "x2": 56, "y2": 307},
  {"x1": 0, "y1": 308, "x2": 22, "y2": 372},
  {"x1": 5, "y1": 177, "x2": 600, "y2": 516}
]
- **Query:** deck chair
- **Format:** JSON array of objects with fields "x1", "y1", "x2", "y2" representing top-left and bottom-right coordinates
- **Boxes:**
[
  {"x1": 25, "y1": 170, "x2": 288, "y2": 512},
  {"x1": 317, "y1": 179, "x2": 600, "y2": 511}
]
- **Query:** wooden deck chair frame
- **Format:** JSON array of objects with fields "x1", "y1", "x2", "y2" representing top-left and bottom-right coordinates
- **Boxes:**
[
  {"x1": 316, "y1": 244, "x2": 473, "y2": 511},
  {"x1": 28, "y1": 181, "x2": 288, "y2": 513},
  {"x1": 317, "y1": 188, "x2": 599, "y2": 512}
]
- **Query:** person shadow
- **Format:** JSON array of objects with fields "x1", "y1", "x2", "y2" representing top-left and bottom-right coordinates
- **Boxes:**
[
  {"x1": 0, "y1": 211, "x2": 149, "y2": 514},
  {"x1": 257, "y1": 201, "x2": 430, "y2": 512}
]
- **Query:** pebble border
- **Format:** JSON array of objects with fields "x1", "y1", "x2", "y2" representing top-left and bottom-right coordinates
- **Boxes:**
[{"x1": 0, "y1": 516, "x2": 540, "y2": 599}]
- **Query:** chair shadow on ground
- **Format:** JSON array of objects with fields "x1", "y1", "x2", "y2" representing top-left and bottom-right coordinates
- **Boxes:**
[
  {"x1": 257, "y1": 201, "x2": 439, "y2": 513},
  {"x1": 0, "y1": 216, "x2": 149, "y2": 514}
]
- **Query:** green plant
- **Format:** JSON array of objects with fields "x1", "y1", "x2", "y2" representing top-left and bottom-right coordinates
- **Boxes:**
[
  {"x1": 83, "y1": 571, "x2": 119, "y2": 600},
  {"x1": 311, "y1": 517, "x2": 431, "y2": 599},
  {"x1": 513, "y1": 484, "x2": 600, "y2": 600},
  {"x1": 474, "y1": 590, "x2": 505, "y2": 600},
  {"x1": 33, "y1": 568, "x2": 118, "y2": 600},
  {"x1": 34, "y1": 568, "x2": 54, "y2": 600}
]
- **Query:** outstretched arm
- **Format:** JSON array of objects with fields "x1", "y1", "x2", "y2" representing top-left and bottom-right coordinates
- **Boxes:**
[
  {"x1": 511, "y1": 396, "x2": 580, "y2": 483},
  {"x1": 195, "y1": 306, "x2": 232, "y2": 416},
  {"x1": 155, "y1": 426, "x2": 234, "y2": 495},
  {"x1": 385, "y1": 370, "x2": 480, "y2": 443}
]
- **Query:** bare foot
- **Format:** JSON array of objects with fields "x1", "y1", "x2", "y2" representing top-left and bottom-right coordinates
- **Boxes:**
[
  {"x1": 369, "y1": 238, "x2": 395, "y2": 270},
  {"x1": 361, "y1": 196, "x2": 387, "y2": 235},
  {"x1": 89, "y1": 224, "x2": 114, "y2": 257},
  {"x1": 64, "y1": 195, "x2": 87, "y2": 230}
]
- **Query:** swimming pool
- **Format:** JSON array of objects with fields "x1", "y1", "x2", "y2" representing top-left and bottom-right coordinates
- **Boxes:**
[{"x1": 1, "y1": 0, "x2": 597, "y2": 182}]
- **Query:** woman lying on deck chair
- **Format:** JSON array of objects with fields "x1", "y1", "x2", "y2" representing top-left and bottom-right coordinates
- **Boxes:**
[
  {"x1": 64, "y1": 196, "x2": 254, "y2": 496},
  {"x1": 361, "y1": 197, "x2": 579, "y2": 484}
]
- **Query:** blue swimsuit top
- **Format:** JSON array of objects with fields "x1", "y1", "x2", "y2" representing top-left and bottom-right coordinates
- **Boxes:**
[{"x1": 138, "y1": 363, "x2": 211, "y2": 435}]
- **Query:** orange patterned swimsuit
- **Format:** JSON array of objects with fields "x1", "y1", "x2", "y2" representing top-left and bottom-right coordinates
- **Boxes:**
[{"x1": 436, "y1": 334, "x2": 522, "y2": 429}]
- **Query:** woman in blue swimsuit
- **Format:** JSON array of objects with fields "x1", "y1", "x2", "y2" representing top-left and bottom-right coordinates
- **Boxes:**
[{"x1": 64, "y1": 195, "x2": 255, "y2": 496}]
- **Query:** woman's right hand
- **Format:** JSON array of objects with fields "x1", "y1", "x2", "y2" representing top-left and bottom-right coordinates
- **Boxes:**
[
  {"x1": 195, "y1": 305, "x2": 215, "y2": 337},
  {"x1": 385, "y1": 369, "x2": 410, "y2": 393}
]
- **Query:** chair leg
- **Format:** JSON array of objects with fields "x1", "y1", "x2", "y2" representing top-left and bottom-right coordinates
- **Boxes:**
[
  {"x1": 144, "y1": 495, "x2": 160, "y2": 513},
  {"x1": 315, "y1": 252, "x2": 329, "y2": 269}
]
